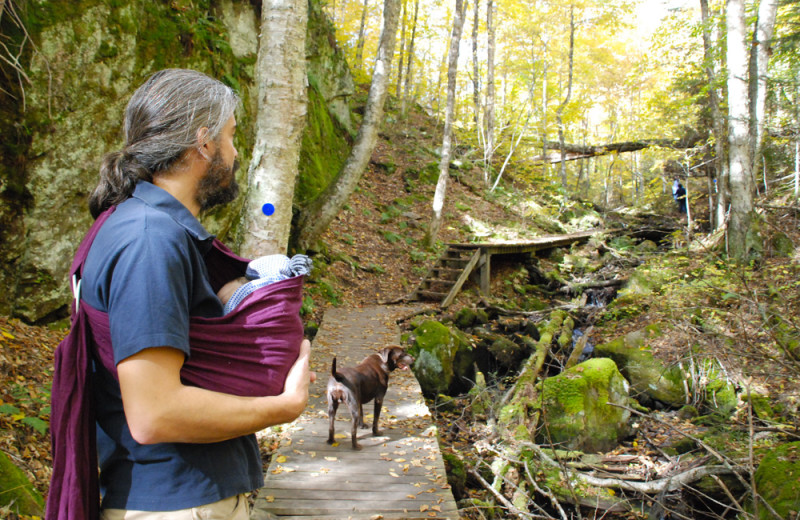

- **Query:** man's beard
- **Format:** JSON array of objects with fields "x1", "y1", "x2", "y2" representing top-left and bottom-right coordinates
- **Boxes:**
[{"x1": 196, "y1": 149, "x2": 240, "y2": 212}]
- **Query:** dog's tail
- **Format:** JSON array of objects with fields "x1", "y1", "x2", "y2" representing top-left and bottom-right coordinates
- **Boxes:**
[{"x1": 330, "y1": 357, "x2": 354, "y2": 389}]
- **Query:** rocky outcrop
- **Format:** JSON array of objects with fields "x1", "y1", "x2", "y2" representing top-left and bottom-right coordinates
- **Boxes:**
[{"x1": 0, "y1": 0, "x2": 353, "y2": 323}]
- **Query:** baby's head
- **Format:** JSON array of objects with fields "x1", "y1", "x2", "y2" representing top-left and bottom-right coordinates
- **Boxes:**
[{"x1": 217, "y1": 276, "x2": 248, "y2": 305}]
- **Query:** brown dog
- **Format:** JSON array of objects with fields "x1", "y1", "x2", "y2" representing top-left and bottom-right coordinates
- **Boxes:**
[{"x1": 326, "y1": 346, "x2": 415, "y2": 450}]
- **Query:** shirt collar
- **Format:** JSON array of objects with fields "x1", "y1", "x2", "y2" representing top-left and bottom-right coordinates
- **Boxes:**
[{"x1": 131, "y1": 181, "x2": 216, "y2": 250}]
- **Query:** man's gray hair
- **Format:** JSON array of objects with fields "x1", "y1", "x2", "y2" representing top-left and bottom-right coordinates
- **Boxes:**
[{"x1": 89, "y1": 69, "x2": 239, "y2": 218}]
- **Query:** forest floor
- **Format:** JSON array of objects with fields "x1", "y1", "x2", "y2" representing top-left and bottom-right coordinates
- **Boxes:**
[{"x1": 3, "y1": 104, "x2": 800, "y2": 518}]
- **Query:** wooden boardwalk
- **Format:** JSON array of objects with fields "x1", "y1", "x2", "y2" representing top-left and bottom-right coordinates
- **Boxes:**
[{"x1": 251, "y1": 305, "x2": 460, "y2": 520}]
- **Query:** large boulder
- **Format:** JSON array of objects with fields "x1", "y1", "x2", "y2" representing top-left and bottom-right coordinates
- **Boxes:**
[
  {"x1": 408, "y1": 320, "x2": 475, "y2": 397},
  {"x1": 594, "y1": 324, "x2": 687, "y2": 407},
  {"x1": 534, "y1": 358, "x2": 634, "y2": 453},
  {"x1": 752, "y1": 441, "x2": 800, "y2": 519},
  {"x1": 594, "y1": 325, "x2": 737, "y2": 417}
]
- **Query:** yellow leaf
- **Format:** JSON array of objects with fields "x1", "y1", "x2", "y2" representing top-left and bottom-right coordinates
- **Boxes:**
[
  {"x1": 324, "y1": 456, "x2": 338, "y2": 462},
  {"x1": 420, "y1": 505, "x2": 429, "y2": 512},
  {"x1": 276, "y1": 455, "x2": 288, "y2": 463},
  {"x1": 2, "y1": 331, "x2": 15, "y2": 340},
  {"x1": 265, "y1": 495, "x2": 275, "y2": 503}
]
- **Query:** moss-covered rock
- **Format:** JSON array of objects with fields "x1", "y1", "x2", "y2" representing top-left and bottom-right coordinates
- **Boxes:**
[
  {"x1": 534, "y1": 358, "x2": 633, "y2": 453},
  {"x1": 0, "y1": 450, "x2": 44, "y2": 515},
  {"x1": 752, "y1": 441, "x2": 800, "y2": 519},
  {"x1": 593, "y1": 324, "x2": 687, "y2": 407},
  {"x1": 453, "y1": 307, "x2": 489, "y2": 329},
  {"x1": 442, "y1": 451, "x2": 467, "y2": 500},
  {"x1": 409, "y1": 320, "x2": 474, "y2": 397}
]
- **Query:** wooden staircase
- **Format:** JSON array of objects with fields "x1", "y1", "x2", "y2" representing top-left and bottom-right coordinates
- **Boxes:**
[{"x1": 411, "y1": 245, "x2": 482, "y2": 308}]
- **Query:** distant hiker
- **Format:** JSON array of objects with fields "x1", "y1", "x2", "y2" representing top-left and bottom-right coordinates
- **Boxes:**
[{"x1": 673, "y1": 179, "x2": 687, "y2": 214}]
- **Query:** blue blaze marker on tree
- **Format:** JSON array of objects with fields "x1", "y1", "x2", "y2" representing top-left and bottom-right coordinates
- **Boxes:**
[{"x1": 262, "y1": 203, "x2": 275, "y2": 216}]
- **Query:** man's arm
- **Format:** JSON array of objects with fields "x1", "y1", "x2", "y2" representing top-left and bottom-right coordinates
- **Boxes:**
[{"x1": 118, "y1": 339, "x2": 313, "y2": 445}]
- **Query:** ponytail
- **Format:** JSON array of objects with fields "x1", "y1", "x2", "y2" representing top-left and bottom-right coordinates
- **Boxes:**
[{"x1": 88, "y1": 150, "x2": 152, "y2": 219}]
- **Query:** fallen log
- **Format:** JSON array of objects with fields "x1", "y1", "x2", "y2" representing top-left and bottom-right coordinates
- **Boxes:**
[{"x1": 534, "y1": 134, "x2": 706, "y2": 163}]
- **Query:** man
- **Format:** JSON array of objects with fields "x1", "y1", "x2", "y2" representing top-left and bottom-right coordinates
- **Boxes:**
[
  {"x1": 673, "y1": 178, "x2": 687, "y2": 214},
  {"x1": 77, "y1": 69, "x2": 313, "y2": 518}
]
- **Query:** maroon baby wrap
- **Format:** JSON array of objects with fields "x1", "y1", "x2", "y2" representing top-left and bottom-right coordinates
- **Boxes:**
[{"x1": 47, "y1": 207, "x2": 305, "y2": 520}]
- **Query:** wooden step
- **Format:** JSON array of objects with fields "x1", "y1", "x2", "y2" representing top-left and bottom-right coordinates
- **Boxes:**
[
  {"x1": 430, "y1": 266, "x2": 462, "y2": 274},
  {"x1": 424, "y1": 278, "x2": 456, "y2": 285},
  {"x1": 416, "y1": 290, "x2": 448, "y2": 299}
]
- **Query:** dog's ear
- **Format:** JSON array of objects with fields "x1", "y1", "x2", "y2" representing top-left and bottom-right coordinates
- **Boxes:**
[{"x1": 377, "y1": 347, "x2": 392, "y2": 363}]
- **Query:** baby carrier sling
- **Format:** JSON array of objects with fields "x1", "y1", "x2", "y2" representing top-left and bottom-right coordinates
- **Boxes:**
[{"x1": 47, "y1": 206, "x2": 305, "y2": 520}]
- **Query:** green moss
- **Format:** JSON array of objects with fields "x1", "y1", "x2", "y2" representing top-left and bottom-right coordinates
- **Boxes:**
[
  {"x1": 442, "y1": 451, "x2": 467, "y2": 498},
  {"x1": 753, "y1": 442, "x2": 800, "y2": 519},
  {"x1": 0, "y1": 450, "x2": 44, "y2": 515},
  {"x1": 296, "y1": 82, "x2": 351, "y2": 205},
  {"x1": 535, "y1": 358, "x2": 632, "y2": 452},
  {"x1": 594, "y1": 324, "x2": 688, "y2": 407},
  {"x1": 410, "y1": 320, "x2": 473, "y2": 397}
]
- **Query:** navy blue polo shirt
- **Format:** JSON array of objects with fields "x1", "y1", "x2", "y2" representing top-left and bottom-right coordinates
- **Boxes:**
[{"x1": 81, "y1": 181, "x2": 263, "y2": 511}]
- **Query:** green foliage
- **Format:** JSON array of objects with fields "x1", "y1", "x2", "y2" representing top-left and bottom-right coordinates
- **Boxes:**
[{"x1": 0, "y1": 383, "x2": 50, "y2": 436}]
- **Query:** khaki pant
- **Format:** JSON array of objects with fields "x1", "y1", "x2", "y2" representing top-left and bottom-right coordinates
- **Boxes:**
[{"x1": 101, "y1": 494, "x2": 249, "y2": 520}]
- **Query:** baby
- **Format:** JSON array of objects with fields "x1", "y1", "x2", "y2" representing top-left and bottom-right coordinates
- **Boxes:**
[{"x1": 217, "y1": 254, "x2": 312, "y2": 314}]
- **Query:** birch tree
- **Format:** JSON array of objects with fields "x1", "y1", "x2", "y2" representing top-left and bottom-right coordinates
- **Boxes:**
[
  {"x1": 484, "y1": 0, "x2": 496, "y2": 185},
  {"x1": 556, "y1": 5, "x2": 575, "y2": 189},
  {"x1": 699, "y1": 0, "x2": 728, "y2": 230},
  {"x1": 471, "y1": 0, "x2": 481, "y2": 141},
  {"x1": 748, "y1": 0, "x2": 779, "y2": 173},
  {"x1": 295, "y1": 0, "x2": 400, "y2": 250},
  {"x1": 355, "y1": 0, "x2": 370, "y2": 69},
  {"x1": 426, "y1": 0, "x2": 468, "y2": 247},
  {"x1": 240, "y1": 0, "x2": 308, "y2": 257},
  {"x1": 726, "y1": 0, "x2": 757, "y2": 259},
  {"x1": 401, "y1": 0, "x2": 419, "y2": 117}
]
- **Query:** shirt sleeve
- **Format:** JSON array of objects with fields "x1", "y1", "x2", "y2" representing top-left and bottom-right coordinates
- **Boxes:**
[{"x1": 106, "y1": 226, "x2": 194, "y2": 365}]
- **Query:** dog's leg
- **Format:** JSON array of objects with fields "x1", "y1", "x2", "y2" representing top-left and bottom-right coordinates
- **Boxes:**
[
  {"x1": 346, "y1": 393, "x2": 362, "y2": 450},
  {"x1": 327, "y1": 397, "x2": 339, "y2": 445},
  {"x1": 372, "y1": 396, "x2": 384, "y2": 436},
  {"x1": 358, "y1": 401, "x2": 369, "y2": 429}
]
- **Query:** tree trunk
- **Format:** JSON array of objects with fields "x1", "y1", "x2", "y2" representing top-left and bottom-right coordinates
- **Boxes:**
[
  {"x1": 426, "y1": 0, "x2": 468, "y2": 247},
  {"x1": 748, "y1": 0, "x2": 779, "y2": 174},
  {"x1": 240, "y1": 0, "x2": 308, "y2": 257},
  {"x1": 483, "y1": 0, "x2": 495, "y2": 185},
  {"x1": 294, "y1": 0, "x2": 400, "y2": 251},
  {"x1": 726, "y1": 0, "x2": 757, "y2": 260},
  {"x1": 556, "y1": 6, "x2": 575, "y2": 190},
  {"x1": 355, "y1": 0, "x2": 370, "y2": 69},
  {"x1": 471, "y1": 0, "x2": 482, "y2": 167},
  {"x1": 541, "y1": 38, "x2": 549, "y2": 178},
  {"x1": 401, "y1": 0, "x2": 419, "y2": 117},
  {"x1": 395, "y1": 0, "x2": 406, "y2": 97},
  {"x1": 700, "y1": 0, "x2": 728, "y2": 231}
]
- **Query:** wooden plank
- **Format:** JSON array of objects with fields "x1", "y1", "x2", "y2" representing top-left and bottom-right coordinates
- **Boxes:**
[{"x1": 441, "y1": 249, "x2": 481, "y2": 308}]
